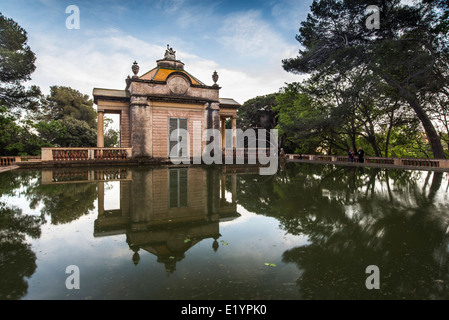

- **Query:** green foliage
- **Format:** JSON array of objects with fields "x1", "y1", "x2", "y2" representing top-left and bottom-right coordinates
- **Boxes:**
[
  {"x1": 40, "y1": 86, "x2": 97, "y2": 129},
  {"x1": 33, "y1": 86, "x2": 102, "y2": 148},
  {"x1": 56, "y1": 117, "x2": 97, "y2": 147},
  {"x1": 275, "y1": 0, "x2": 449, "y2": 158},
  {"x1": 426, "y1": 0, "x2": 449, "y2": 34},
  {"x1": 0, "y1": 13, "x2": 36, "y2": 83},
  {"x1": 237, "y1": 93, "x2": 278, "y2": 130},
  {"x1": 273, "y1": 83, "x2": 329, "y2": 154},
  {"x1": 35, "y1": 86, "x2": 120, "y2": 148},
  {"x1": 34, "y1": 120, "x2": 66, "y2": 146},
  {"x1": 264, "y1": 263, "x2": 276, "y2": 267},
  {"x1": 0, "y1": 13, "x2": 41, "y2": 112},
  {"x1": 0, "y1": 107, "x2": 51, "y2": 156},
  {"x1": 0, "y1": 202, "x2": 41, "y2": 299},
  {"x1": 104, "y1": 117, "x2": 120, "y2": 148}
]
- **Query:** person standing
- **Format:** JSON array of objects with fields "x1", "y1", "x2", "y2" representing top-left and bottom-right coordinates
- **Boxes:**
[
  {"x1": 348, "y1": 149, "x2": 354, "y2": 162},
  {"x1": 358, "y1": 147, "x2": 365, "y2": 163}
]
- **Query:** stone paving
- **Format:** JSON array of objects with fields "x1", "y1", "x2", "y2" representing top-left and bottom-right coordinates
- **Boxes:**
[{"x1": 0, "y1": 165, "x2": 19, "y2": 173}]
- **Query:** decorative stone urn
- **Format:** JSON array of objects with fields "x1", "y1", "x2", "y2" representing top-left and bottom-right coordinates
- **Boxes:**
[
  {"x1": 212, "y1": 71, "x2": 219, "y2": 86},
  {"x1": 132, "y1": 61, "x2": 139, "y2": 77}
]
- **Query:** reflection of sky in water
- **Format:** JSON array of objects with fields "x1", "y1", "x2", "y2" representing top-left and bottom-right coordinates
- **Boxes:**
[
  {"x1": 2, "y1": 183, "x2": 307, "y2": 300},
  {"x1": 103, "y1": 181, "x2": 120, "y2": 211},
  {"x1": 19, "y1": 201, "x2": 307, "y2": 300}
]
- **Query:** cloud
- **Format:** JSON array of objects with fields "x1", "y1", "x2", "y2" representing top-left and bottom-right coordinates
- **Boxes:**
[
  {"x1": 219, "y1": 10, "x2": 284, "y2": 58},
  {"x1": 215, "y1": 66, "x2": 304, "y2": 104},
  {"x1": 217, "y1": 9, "x2": 299, "y2": 74},
  {"x1": 180, "y1": 49, "x2": 304, "y2": 104},
  {"x1": 154, "y1": 0, "x2": 219, "y2": 31},
  {"x1": 28, "y1": 29, "x2": 165, "y2": 96},
  {"x1": 271, "y1": 0, "x2": 311, "y2": 32},
  {"x1": 25, "y1": 9, "x2": 304, "y2": 106},
  {"x1": 212, "y1": 9, "x2": 303, "y2": 102},
  {"x1": 159, "y1": 0, "x2": 187, "y2": 14}
]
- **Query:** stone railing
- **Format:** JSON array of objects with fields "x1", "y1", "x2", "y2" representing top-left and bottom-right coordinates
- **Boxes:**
[
  {"x1": 286, "y1": 154, "x2": 449, "y2": 169},
  {"x1": 41, "y1": 168, "x2": 132, "y2": 184},
  {"x1": 41, "y1": 148, "x2": 132, "y2": 161},
  {"x1": 0, "y1": 157, "x2": 17, "y2": 166},
  {"x1": 224, "y1": 148, "x2": 272, "y2": 158},
  {"x1": 0, "y1": 156, "x2": 42, "y2": 166}
]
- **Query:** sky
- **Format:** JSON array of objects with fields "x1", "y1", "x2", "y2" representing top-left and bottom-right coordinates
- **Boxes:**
[{"x1": 0, "y1": 0, "x2": 312, "y2": 107}]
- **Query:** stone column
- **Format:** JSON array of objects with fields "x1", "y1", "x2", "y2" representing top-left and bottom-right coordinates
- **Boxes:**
[
  {"x1": 231, "y1": 117, "x2": 237, "y2": 150},
  {"x1": 130, "y1": 168, "x2": 153, "y2": 228},
  {"x1": 98, "y1": 181, "x2": 104, "y2": 216},
  {"x1": 205, "y1": 103, "x2": 220, "y2": 159},
  {"x1": 120, "y1": 109, "x2": 131, "y2": 148},
  {"x1": 207, "y1": 168, "x2": 220, "y2": 215},
  {"x1": 120, "y1": 180, "x2": 131, "y2": 220},
  {"x1": 130, "y1": 97, "x2": 152, "y2": 158},
  {"x1": 221, "y1": 174, "x2": 226, "y2": 200},
  {"x1": 221, "y1": 118, "x2": 226, "y2": 150},
  {"x1": 210, "y1": 102, "x2": 220, "y2": 130},
  {"x1": 206, "y1": 102, "x2": 220, "y2": 130},
  {"x1": 231, "y1": 173, "x2": 237, "y2": 204},
  {"x1": 97, "y1": 110, "x2": 105, "y2": 148}
]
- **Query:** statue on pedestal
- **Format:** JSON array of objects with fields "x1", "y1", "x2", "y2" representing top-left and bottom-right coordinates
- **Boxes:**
[{"x1": 164, "y1": 44, "x2": 176, "y2": 60}]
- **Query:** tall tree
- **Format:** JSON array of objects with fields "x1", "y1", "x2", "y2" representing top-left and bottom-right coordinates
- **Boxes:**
[
  {"x1": 283, "y1": 0, "x2": 448, "y2": 159},
  {"x1": 40, "y1": 86, "x2": 97, "y2": 129},
  {"x1": 0, "y1": 12, "x2": 40, "y2": 113},
  {"x1": 274, "y1": 82, "x2": 335, "y2": 154},
  {"x1": 36, "y1": 86, "x2": 98, "y2": 147}
]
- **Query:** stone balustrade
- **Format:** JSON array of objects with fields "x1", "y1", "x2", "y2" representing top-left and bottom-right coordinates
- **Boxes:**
[
  {"x1": 41, "y1": 168, "x2": 132, "y2": 184},
  {"x1": 224, "y1": 148, "x2": 271, "y2": 158},
  {"x1": 41, "y1": 148, "x2": 133, "y2": 161},
  {"x1": 286, "y1": 154, "x2": 449, "y2": 169},
  {"x1": 0, "y1": 157, "x2": 17, "y2": 166},
  {"x1": 0, "y1": 156, "x2": 41, "y2": 166}
]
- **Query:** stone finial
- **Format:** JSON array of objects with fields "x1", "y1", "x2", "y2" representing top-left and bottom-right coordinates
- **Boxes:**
[
  {"x1": 132, "y1": 61, "x2": 139, "y2": 77},
  {"x1": 212, "y1": 70, "x2": 219, "y2": 86}
]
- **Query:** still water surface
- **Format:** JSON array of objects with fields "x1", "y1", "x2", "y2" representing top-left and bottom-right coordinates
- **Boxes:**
[{"x1": 1, "y1": 163, "x2": 449, "y2": 300}]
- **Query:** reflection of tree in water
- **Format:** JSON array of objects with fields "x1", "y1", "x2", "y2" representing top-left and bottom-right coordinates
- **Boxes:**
[
  {"x1": 0, "y1": 170, "x2": 97, "y2": 225},
  {"x1": 0, "y1": 171, "x2": 41, "y2": 198},
  {"x1": 0, "y1": 203, "x2": 43, "y2": 300},
  {"x1": 237, "y1": 163, "x2": 449, "y2": 299},
  {"x1": 0, "y1": 170, "x2": 97, "y2": 299},
  {"x1": 26, "y1": 182, "x2": 97, "y2": 224}
]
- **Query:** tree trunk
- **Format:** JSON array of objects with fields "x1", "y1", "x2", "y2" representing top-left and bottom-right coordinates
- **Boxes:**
[
  {"x1": 368, "y1": 137, "x2": 381, "y2": 157},
  {"x1": 383, "y1": 75, "x2": 446, "y2": 159},
  {"x1": 385, "y1": 119, "x2": 393, "y2": 158}
]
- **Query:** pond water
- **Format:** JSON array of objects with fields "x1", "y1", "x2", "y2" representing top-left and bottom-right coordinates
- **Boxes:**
[{"x1": 1, "y1": 162, "x2": 449, "y2": 300}]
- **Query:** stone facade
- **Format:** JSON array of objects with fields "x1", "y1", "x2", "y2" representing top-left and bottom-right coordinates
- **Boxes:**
[{"x1": 93, "y1": 46, "x2": 240, "y2": 159}]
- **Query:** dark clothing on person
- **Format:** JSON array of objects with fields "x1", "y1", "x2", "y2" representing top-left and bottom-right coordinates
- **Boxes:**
[
  {"x1": 348, "y1": 150, "x2": 354, "y2": 162},
  {"x1": 358, "y1": 149, "x2": 365, "y2": 163}
]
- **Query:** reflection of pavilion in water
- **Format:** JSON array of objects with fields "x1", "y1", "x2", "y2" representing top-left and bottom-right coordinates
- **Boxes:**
[{"x1": 42, "y1": 166, "x2": 241, "y2": 274}]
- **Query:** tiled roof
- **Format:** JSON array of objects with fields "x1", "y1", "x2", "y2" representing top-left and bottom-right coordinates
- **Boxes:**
[
  {"x1": 219, "y1": 98, "x2": 241, "y2": 107},
  {"x1": 139, "y1": 67, "x2": 205, "y2": 86}
]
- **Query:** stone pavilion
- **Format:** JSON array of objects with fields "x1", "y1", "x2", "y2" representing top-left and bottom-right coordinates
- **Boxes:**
[{"x1": 93, "y1": 45, "x2": 241, "y2": 159}]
